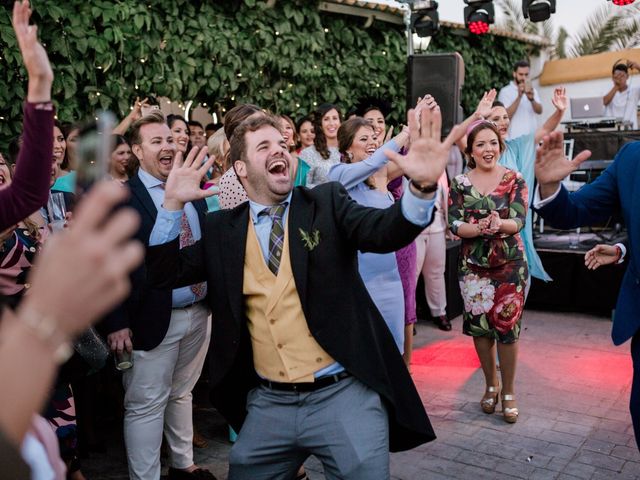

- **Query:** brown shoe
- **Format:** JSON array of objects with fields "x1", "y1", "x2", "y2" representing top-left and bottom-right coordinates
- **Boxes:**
[
  {"x1": 434, "y1": 315, "x2": 452, "y2": 331},
  {"x1": 193, "y1": 431, "x2": 208, "y2": 449}
]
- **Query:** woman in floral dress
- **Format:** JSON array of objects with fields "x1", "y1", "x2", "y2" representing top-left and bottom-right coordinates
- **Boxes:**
[{"x1": 448, "y1": 121, "x2": 528, "y2": 423}]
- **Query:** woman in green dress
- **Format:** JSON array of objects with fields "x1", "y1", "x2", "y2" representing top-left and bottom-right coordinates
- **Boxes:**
[{"x1": 448, "y1": 121, "x2": 528, "y2": 424}]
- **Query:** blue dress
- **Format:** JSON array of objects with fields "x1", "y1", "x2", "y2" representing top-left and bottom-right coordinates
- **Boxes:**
[
  {"x1": 499, "y1": 134, "x2": 551, "y2": 282},
  {"x1": 328, "y1": 140, "x2": 405, "y2": 352}
]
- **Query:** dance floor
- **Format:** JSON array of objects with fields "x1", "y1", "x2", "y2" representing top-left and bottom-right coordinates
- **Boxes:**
[{"x1": 85, "y1": 309, "x2": 639, "y2": 479}]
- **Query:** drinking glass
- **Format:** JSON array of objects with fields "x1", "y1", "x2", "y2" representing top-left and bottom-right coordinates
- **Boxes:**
[{"x1": 46, "y1": 192, "x2": 67, "y2": 232}]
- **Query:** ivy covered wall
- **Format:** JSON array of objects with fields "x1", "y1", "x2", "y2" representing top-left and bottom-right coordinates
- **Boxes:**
[{"x1": 0, "y1": 0, "x2": 529, "y2": 147}]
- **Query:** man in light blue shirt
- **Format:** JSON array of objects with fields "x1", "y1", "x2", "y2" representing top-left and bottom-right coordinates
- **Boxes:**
[{"x1": 101, "y1": 111, "x2": 215, "y2": 480}]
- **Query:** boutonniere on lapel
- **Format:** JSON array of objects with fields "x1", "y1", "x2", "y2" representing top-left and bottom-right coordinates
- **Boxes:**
[{"x1": 299, "y1": 228, "x2": 321, "y2": 251}]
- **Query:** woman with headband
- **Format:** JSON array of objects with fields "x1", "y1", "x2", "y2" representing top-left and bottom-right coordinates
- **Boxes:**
[{"x1": 448, "y1": 120, "x2": 529, "y2": 424}]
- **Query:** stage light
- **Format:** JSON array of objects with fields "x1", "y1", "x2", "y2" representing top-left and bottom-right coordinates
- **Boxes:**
[
  {"x1": 410, "y1": 1, "x2": 440, "y2": 38},
  {"x1": 611, "y1": 0, "x2": 635, "y2": 5},
  {"x1": 522, "y1": 0, "x2": 556, "y2": 22},
  {"x1": 464, "y1": 0, "x2": 494, "y2": 35}
]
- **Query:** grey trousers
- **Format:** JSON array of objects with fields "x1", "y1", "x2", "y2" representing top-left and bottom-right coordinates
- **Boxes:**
[{"x1": 228, "y1": 376, "x2": 390, "y2": 480}]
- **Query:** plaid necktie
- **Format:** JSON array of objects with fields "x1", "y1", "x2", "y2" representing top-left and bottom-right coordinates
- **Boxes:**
[
  {"x1": 179, "y1": 210, "x2": 207, "y2": 299},
  {"x1": 262, "y1": 204, "x2": 287, "y2": 275}
]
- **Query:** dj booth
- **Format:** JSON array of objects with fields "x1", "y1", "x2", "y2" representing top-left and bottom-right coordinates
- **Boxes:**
[
  {"x1": 563, "y1": 128, "x2": 640, "y2": 161},
  {"x1": 526, "y1": 231, "x2": 627, "y2": 315}
]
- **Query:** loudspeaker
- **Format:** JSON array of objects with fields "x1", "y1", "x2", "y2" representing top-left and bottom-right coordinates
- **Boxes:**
[{"x1": 407, "y1": 53, "x2": 465, "y2": 135}]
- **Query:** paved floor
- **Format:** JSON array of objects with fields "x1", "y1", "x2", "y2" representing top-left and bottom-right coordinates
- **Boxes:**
[{"x1": 84, "y1": 309, "x2": 639, "y2": 479}]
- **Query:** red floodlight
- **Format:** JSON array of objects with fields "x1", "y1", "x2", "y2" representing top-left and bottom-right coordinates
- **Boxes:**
[
  {"x1": 612, "y1": 0, "x2": 635, "y2": 5},
  {"x1": 464, "y1": 1, "x2": 495, "y2": 35}
]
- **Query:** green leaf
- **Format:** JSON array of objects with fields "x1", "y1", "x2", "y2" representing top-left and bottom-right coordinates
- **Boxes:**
[
  {"x1": 479, "y1": 314, "x2": 490, "y2": 331},
  {"x1": 134, "y1": 15, "x2": 145, "y2": 30}
]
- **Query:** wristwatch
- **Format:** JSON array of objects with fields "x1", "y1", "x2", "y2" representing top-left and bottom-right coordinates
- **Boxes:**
[{"x1": 410, "y1": 179, "x2": 438, "y2": 194}]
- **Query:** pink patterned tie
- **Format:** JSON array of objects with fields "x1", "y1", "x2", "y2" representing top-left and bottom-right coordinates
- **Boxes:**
[{"x1": 179, "y1": 211, "x2": 207, "y2": 299}]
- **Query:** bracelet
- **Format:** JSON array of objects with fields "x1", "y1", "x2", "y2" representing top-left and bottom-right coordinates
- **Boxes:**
[
  {"x1": 19, "y1": 307, "x2": 72, "y2": 364},
  {"x1": 410, "y1": 179, "x2": 438, "y2": 194}
]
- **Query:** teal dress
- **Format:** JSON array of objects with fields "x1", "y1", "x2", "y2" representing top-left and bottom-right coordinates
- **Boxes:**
[
  {"x1": 51, "y1": 171, "x2": 76, "y2": 193},
  {"x1": 499, "y1": 134, "x2": 551, "y2": 282}
]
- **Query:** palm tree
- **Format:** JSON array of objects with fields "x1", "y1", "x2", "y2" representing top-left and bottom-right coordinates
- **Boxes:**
[
  {"x1": 495, "y1": 0, "x2": 563, "y2": 58},
  {"x1": 568, "y1": 3, "x2": 640, "y2": 58},
  {"x1": 496, "y1": 0, "x2": 640, "y2": 59}
]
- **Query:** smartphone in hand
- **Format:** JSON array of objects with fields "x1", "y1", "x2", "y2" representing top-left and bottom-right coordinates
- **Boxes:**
[
  {"x1": 524, "y1": 80, "x2": 533, "y2": 93},
  {"x1": 75, "y1": 111, "x2": 116, "y2": 195}
]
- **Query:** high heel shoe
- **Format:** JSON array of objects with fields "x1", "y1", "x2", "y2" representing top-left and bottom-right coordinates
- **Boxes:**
[
  {"x1": 502, "y1": 394, "x2": 519, "y2": 423},
  {"x1": 480, "y1": 386, "x2": 500, "y2": 414}
]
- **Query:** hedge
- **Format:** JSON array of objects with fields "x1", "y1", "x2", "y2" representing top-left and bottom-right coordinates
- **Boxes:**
[{"x1": 0, "y1": 0, "x2": 529, "y2": 148}]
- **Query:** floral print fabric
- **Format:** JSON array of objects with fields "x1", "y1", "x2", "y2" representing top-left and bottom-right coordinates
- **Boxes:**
[{"x1": 448, "y1": 169, "x2": 529, "y2": 343}]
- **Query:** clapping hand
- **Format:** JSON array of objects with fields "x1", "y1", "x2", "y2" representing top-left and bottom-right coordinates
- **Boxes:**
[
  {"x1": 477, "y1": 217, "x2": 491, "y2": 234},
  {"x1": 485, "y1": 211, "x2": 502, "y2": 235},
  {"x1": 163, "y1": 146, "x2": 215, "y2": 211},
  {"x1": 535, "y1": 131, "x2": 591, "y2": 199}
]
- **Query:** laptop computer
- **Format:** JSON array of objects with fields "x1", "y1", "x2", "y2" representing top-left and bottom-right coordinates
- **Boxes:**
[{"x1": 570, "y1": 97, "x2": 606, "y2": 120}]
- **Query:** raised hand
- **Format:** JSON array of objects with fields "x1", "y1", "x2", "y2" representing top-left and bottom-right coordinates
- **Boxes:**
[
  {"x1": 535, "y1": 131, "x2": 591, "y2": 199},
  {"x1": 585, "y1": 244, "x2": 621, "y2": 270},
  {"x1": 551, "y1": 87, "x2": 568, "y2": 112},
  {"x1": 130, "y1": 97, "x2": 148, "y2": 122},
  {"x1": 163, "y1": 146, "x2": 215, "y2": 211},
  {"x1": 475, "y1": 89, "x2": 497, "y2": 118},
  {"x1": 384, "y1": 125, "x2": 395, "y2": 145},
  {"x1": 12, "y1": 0, "x2": 53, "y2": 102},
  {"x1": 385, "y1": 105, "x2": 463, "y2": 195},
  {"x1": 414, "y1": 94, "x2": 438, "y2": 125}
]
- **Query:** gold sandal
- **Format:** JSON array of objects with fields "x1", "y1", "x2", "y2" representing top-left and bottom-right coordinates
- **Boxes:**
[
  {"x1": 480, "y1": 386, "x2": 500, "y2": 414},
  {"x1": 502, "y1": 394, "x2": 519, "y2": 423}
]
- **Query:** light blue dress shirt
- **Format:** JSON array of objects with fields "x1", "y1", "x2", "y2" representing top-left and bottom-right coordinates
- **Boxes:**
[
  {"x1": 150, "y1": 183, "x2": 436, "y2": 377},
  {"x1": 139, "y1": 168, "x2": 205, "y2": 307}
]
